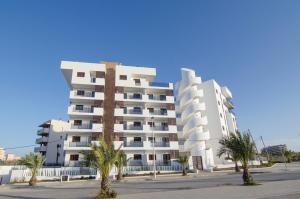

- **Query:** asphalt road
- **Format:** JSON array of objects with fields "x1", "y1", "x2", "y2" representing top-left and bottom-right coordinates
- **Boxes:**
[{"x1": 0, "y1": 163, "x2": 299, "y2": 199}]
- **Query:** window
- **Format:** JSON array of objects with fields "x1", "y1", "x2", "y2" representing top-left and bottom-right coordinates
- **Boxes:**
[
  {"x1": 148, "y1": 94, "x2": 154, "y2": 100},
  {"x1": 218, "y1": 101, "x2": 221, "y2": 106},
  {"x1": 222, "y1": 126, "x2": 225, "y2": 131},
  {"x1": 75, "y1": 105, "x2": 84, "y2": 110},
  {"x1": 160, "y1": 95, "x2": 166, "y2": 101},
  {"x1": 70, "y1": 154, "x2": 79, "y2": 161},
  {"x1": 133, "y1": 122, "x2": 141, "y2": 127},
  {"x1": 120, "y1": 75, "x2": 127, "y2": 80},
  {"x1": 148, "y1": 122, "x2": 155, "y2": 127},
  {"x1": 220, "y1": 113, "x2": 223, "y2": 118},
  {"x1": 148, "y1": 137, "x2": 155, "y2": 142},
  {"x1": 77, "y1": 90, "x2": 85, "y2": 96},
  {"x1": 147, "y1": 108, "x2": 154, "y2": 113},
  {"x1": 149, "y1": 154, "x2": 156, "y2": 160},
  {"x1": 73, "y1": 120, "x2": 82, "y2": 126},
  {"x1": 134, "y1": 137, "x2": 142, "y2": 142},
  {"x1": 134, "y1": 79, "x2": 141, "y2": 85},
  {"x1": 72, "y1": 136, "x2": 81, "y2": 142},
  {"x1": 133, "y1": 107, "x2": 142, "y2": 113},
  {"x1": 133, "y1": 154, "x2": 142, "y2": 160},
  {"x1": 133, "y1": 93, "x2": 141, "y2": 99},
  {"x1": 160, "y1": 108, "x2": 167, "y2": 115},
  {"x1": 119, "y1": 137, "x2": 126, "y2": 141},
  {"x1": 216, "y1": 89, "x2": 218, "y2": 94},
  {"x1": 77, "y1": 72, "x2": 85, "y2": 77}
]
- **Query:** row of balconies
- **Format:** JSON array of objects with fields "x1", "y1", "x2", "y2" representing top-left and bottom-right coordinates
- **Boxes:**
[
  {"x1": 114, "y1": 108, "x2": 175, "y2": 118},
  {"x1": 69, "y1": 90, "x2": 174, "y2": 103},
  {"x1": 35, "y1": 136, "x2": 48, "y2": 144},
  {"x1": 34, "y1": 145, "x2": 47, "y2": 152},
  {"x1": 116, "y1": 78, "x2": 173, "y2": 90},
  {"x1": 64, "y1": 140, "x2": 178, "y2": 151}
]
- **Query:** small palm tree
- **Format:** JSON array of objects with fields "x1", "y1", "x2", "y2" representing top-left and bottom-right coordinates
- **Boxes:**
[
  {"x1": 284, "y1": 150, "x2": 293, "y2": 163},
  {"x1": 178, "y1": 155, "x2": 189, "y2": 176},
  {"x1": 92, "y1": 138, "x2": 120, "y2": 199},
  {"x1": 114, "y1": 151, "x2": 130, "y2": 181},
  {"x1": 218, "y1": 137, "x2": 241, "y2": 172},
  {"x1": 80, "y1": 151, "x2": 97, "y2": 168},
  {"x1": 18, "y1": 153, "x2": 45, "y2": 186},
  {"x1": 220, "y1": 132, "x2": 256, "y2": 185}
]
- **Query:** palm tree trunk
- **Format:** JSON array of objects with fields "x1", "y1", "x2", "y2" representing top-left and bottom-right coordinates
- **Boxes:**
[
  {"x1": 29, "y1": 175, "x2": 37, "y2": 186},
  {"x1": 242, "y1": 166, "x2": 254, "y2": 185},
  {"x1": 117, "y1": 168, "x2": 122, "y2": 181},
  {"x1": 234, "y1": 162, "x2": 240, "y2": 172},
  {"x1": 101, "y1": 175, "x2": 110, "y2": 193}
]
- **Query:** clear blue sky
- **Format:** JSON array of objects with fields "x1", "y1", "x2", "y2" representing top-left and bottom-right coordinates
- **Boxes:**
[{"x1": 0, "y1": 0, "x2": 299, "y2": 156}]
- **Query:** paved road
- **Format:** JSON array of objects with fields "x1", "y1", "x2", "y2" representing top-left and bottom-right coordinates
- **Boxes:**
[{"x1": 0, "y1": 163, "x2": 299, "y2": 199}]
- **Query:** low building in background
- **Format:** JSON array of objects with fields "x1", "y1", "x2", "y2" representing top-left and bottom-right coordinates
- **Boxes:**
[
  {"x1": 34, "y1": 120, "x2": 68, "y2": 166},
  {"x1": 5, "y1": 153, "x2": 21, "y2": 162},
  {"x1": 175, "y1": 68, "x2": 238, "y2": 171},
  {"x1": 262, "y1": 144, "x2": 287, "y2": 156},
  {"x1": 0, "y1": 147, "x2": 5, "y2": 161}
]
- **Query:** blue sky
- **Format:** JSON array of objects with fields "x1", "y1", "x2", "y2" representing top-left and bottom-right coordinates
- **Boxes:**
[{"x1": 0, "y1": 0, "x2": 299, "y2": 156}]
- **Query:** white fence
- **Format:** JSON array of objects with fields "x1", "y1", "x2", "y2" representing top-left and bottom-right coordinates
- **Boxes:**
[
  {"x1": 0, "y1": 166, "x2": 97, "y2": 184},
  {"x1": 123, "y1": 165, "x2": 182, "y2": 174}
]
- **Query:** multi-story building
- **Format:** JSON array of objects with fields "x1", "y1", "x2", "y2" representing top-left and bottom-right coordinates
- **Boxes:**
[
  {"x1": 61, "y1": 61, "x2": 179, "y2": 167},
  {"x1": 261, "y1": 144, "x2": 287, "y2": 156},
  {"x1": 175, "y1": 68, "x2": 238, "y2": 171},
  {"x1": 34, "y1": 120, "x2": 68, "y2": 165}
]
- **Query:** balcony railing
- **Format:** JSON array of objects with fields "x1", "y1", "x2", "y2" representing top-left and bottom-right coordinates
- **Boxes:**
[
  {"x1": 76, "y1": 91, "x2": 95, "y2": 97},
  {"x1": 124, "y1": 94, "x2": 142, "y2": 100},
  {"x1": 150, "y1": 126, "x2": 169, "y2": 131},
  {"x1": 124, "y1": 141, "x2": 144, "y2": 147},
  {"x1": 149, "y1": 110, "x2": 168, "y2": 116},
  {"x1": 73, "y1": 107, "x2": 94, "y2": 113},
  {"x1": 151, "y1": 142, "x2": 170, "y2": 147},
  {"x1": 123, "y1": 124, "x2": 143, "y2": 130},
  {"x1": 71, "y1": 123, "x2": 92, "y2": 129},
  {"x1": 68, "y1": 142, "x2": 91, "y2": 147},
  {"x1": 149, "y1": 82, "x2": 169, "y2": 88},
  {"x1": 124, "y1": 109, "x2": 142, "y2": 114},
  {"x1": 148, "y1": 95, "x2": 167, "y2": 101}
]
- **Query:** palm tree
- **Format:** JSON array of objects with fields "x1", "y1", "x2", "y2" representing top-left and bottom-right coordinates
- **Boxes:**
[
  {"x1": 220, "y1": 132, "x2": 256, "y2": 185},
  {"x1": 92, "y1": 138, "x2": 120, "y2": 199},
  {"x1": 18, "y1": 153, "x2": 45, "y2": 186},
  {"x1": 178, "y1": 155, "x2": 189, "y2": 176},
  {"x1": 80, "y1": 151, "x2": 97, "y2": 168},
  {"x1": 114, "y1": 151, "x2": 130, "y2": 181},
  {"x1": 218, "y1": 137, "x2": 241, "y2": 172},
  {"x1": 284, "y1": 150, "x2": 293, "y2": 163}
]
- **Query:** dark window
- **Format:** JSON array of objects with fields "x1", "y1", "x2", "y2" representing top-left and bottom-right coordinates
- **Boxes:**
[
  {"x1": 70, "y1": 154, "x2": 79, "y2": 161},
  {"x1": 77, "y1": 72, "x2": 85, "y2": 77},
  {"x1": 148, "y1": 137, "x2": 155, "y2": 142},
  {"x1": 216, "y1": 89, "x2": 218, "y2": 94},
  {"x1": 149, "y1": 154, "x2": 156, "y2": 160},
  {"x1": 133, "y1": 93, "x2": 141, "y2": 99},
  {"x1": 76, "y1": 105, "x2": 84, "y2": 110},
  {"x1": 72, "y1": 136, "x2": 81, "y2": 142},
  {"x1": 134, "y1": 137, "x2": 141, "y2": 142},
  {"x1": 220, "y1": 113, "x2": 223, "y2": 118},
  {"x1": 133, "y1": 154, "x2": 142, "y2": 160},
  {"x1": 148, "y1": 122, "x2": 155, "y2": 127},
  {"x1": 74, "y1": 120, "x2": 82, "y2": 126},
  {"x1": 160, "y1": 108, "x2": 167, "y2": 115},
  {"x1": 119, "y1": 137, "x2": 126, "y2": 141},
  {"x1": 148, "y1": 108, "x2": 154, "y2": 113},
  {"x1": 148, "y1": 94, "x2": 154, "y2": 99},
  {"x1": 77, "y1": 90, "x2": 84, "y2": 96},
  {"x1": 133, "y1": 122, "x2": 142, "y2": 127},
  {"x1": 120, "y1": 75, "x2": 127, "y2": 80},
  {"x1": 134, "y1": 79, "x2": 141, "y2": 85},
  {"x1": 160, "y1": 95, "x2": 166, "y2": 101}
]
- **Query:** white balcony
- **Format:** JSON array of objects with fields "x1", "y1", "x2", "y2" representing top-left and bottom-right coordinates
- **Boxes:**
[
  {"x1": 114, "y1": 124, "x2": 177, "y2": 134},
  {"x1": 36, "y1": 137, "x2": 48, "y2": 144},
  {"x1": 113, "y1": 141, "x2": 178, "y2": 151},
  {"x1": 34, "y1": 145, "x2": 47, "y2": 152},
  {"x1": 221, "y1": 87, "x2": 232, "y2": 99},
  {"x1": 71, "y1": 76, "x2": 105, "y2": 87},
  {"x1": 66, "y1": 123, "x2": 103, "y2": 133},
  {"x1": 224, "y1": 100, "x2": 234, "y2": 110},
  {"x1": 70, "y1": 91, "x2": 104, "y2": 102},
  {"x1": 116, "y1": 79, "x2": 173, "y2": 90},
  {"x1": 115, "y1": 93, "x2": 174, "y2": 104},
  {"x1": 63, "y1": 141, "x2": 92, "y2": 151},
  {"x1": 68, "y1": 106, "x2": 103, "y2": 116},
  {"x1": 37, "y1": 128, "x2": 50, "y2": 135}
]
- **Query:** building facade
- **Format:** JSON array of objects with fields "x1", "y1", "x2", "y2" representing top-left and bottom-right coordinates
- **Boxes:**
[
  {"x1": 34, "y1": 120, "x2": 68, "y2": 165},
  {"x1": 61, "y1": 61, "x2": 179, "y2": 167},
  {"x1": 175, "y1": 68, "x2": 238, "y2": 170},
  {"x1": 0, "y1": 147, "x2": 5, "y2": 161}
]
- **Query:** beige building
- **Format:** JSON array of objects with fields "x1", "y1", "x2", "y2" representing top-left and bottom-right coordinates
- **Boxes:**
[{"x1": 0, "y1": 147, "x2": 5, "y2": 161}]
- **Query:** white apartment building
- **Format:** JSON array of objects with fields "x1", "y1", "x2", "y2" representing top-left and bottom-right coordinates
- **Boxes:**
[
  {"x1": 61, "y1": 61, "x2": 179, "y2": 167},
  {"x1": 175, "y1": 68, "x2": 238, "y2": 171},
  {"x1": 35, "y1": 120, "x2": 68, "y2": 166}
]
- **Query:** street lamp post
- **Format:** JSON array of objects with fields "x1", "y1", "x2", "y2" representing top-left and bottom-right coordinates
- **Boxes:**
[{"x1": 151, "y1": 117, "x2": 156, "y2": 179}]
